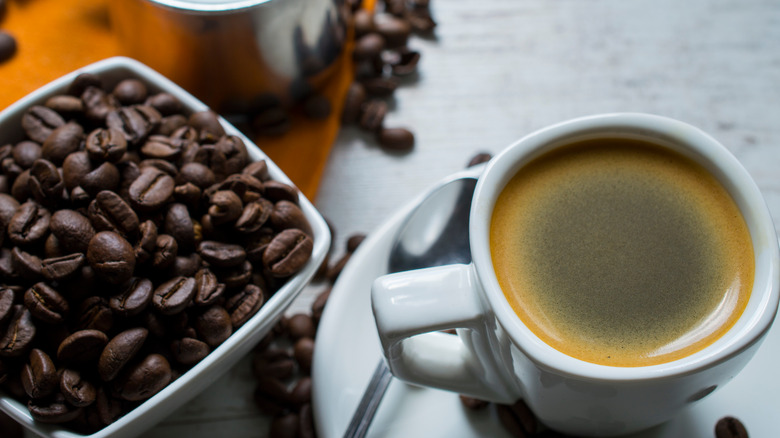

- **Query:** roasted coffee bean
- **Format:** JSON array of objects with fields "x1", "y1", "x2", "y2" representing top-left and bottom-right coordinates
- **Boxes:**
[
  {"x1": 24, "y1": 282, "x2": 69, "y2": 324},
  {"x1": 460, "y1": 395, "x2": 489, "y2": 410},
  {"x1": 113, "y1": 79, "x2": 148, "y2": 105},
  {"x1": 270, "y1": 200, "x2": 312, "y2": 235},
  {"x1": 164, "y1": 203, "x2": 195, "y2": 251},
  {"x1": 60, "y1": 368, "x2": 97, "y2": 407},
  {"x1": 82, "y1": 86, "x2": 119, "y2": 122},
  {"x1": 173, "y1": 182, "x2": 201, "y2": 208},
  {"x1": 289, "y1": 376, "x2": 312, "y2": 406},
  {"x1": 467, "y1": 152, "x2": 493, "y2": 168},
  {"x1": 353, "y1": 33, "x2": 385, "y2": 61},
  {"x1": 269, "y1": 412, "x2": 299, "y2": 438},
  {"x1": 50, "y1": 209, "x2": 94, "y2": 253},
  {"x1": 208, "y1": 190, "x2": 243, "y2": 225},
  {"x1": 113, "y1": 353, "x2": 171, "y2": 401},
  {"x1": 11, "y1": 247, "x2": 43, "y2": 280},
  {"x1": 62, "y1": 150, "x2": 92, "y2": 190},
  {"x1": 195, "y1": 305, "x2": 233, "y2": 347},
  {"x1": 140, "y1": 158, "x2": 179, "y2": 178},
  {"x1": 134, "y1": 220, "x2": 158, "y2": 264},
  {"x1": 389, "y1": 48, "x2": 421, "y2": 76},
  {"x1": 194, "y1": 268, "x2": 225, "y2": 306},
  {"x1": 215, "y1": 260, "x2": 253, "y2": 289},
  {"x1": 293, "y1": 337, "x2": 314, "y2": 373},
  {"x1": 81, "y1": 161, "x2": 121, "y2": 197},
  {"x1": 225, "y1": 284, "x2": 264, "y2": 328},
  {"x1": 0, "y1": 248, "x2": 16, "y2": 278},
  {"x1": 22, "y1": 105, "x2": 66, "y2": 144},
  {"x1": 75, "y1": 296, "x2": 113, "y2": 332},
  {"x1": 12, "y1": 140, "x2": 42, "y2": 169},
  {"x1": 286, "y1": 314, "x2": 316, "y2": 340},
  {"x1": 151, "y1": 234, "x2": 178, "y2": 270},
  {"x1": 145, "y1": 93, "x2": 183, "y2": 116},
  {"x1": 1, "y1": 157, "x2": 23, "y2": 180},
  {"x1": 0, "y1": 288, "x2": 13, "y2": 325},
  {"x1": 95, "y1": 385, "x2": 123, "y2": 425},
  {"x1": 263, "y1": 229, "x2": 313, "y2": 277},
  {"x1": 242, "y1": 160, "x2": 270, "y2": 181},
  {"x1": 198, "y1": 240, "x2": 246, "y2": 268},
  {"x1": 99, "y1": 327, "x2": 148, "y2": 382},
  {"x1": 0, "y1": 31, "x2": 17, "y2": 64},
  {"x1": 311, "y1": 287, "x2": 331, "y2": 323},
  {"x1": 252, "y1": 348, "x2": 295, "y2": 380},
  {"x1": 374, "y1": 13, "x2": 411, "y2": 48},
  {"x1": 716, "y1": 416, "x2": 749, "y2": 438},
  {"x1": 41, "y1": 253, "x2": 85, "y2": 281},
  {"x1": 86, "y1": 128, "x2": 128, "y2": 163},
  {"x1": 353, "y1": 9, "x2": 375, "y2": 37},
  {"x1": 235, "y1": 198, "x2": 273, "y2": 233},
  {"x1": 106, "y1": 105, "x2": 161, "y2": 145},
  {"x1": 262, "y1": 180, "x2": 299, "y2": 204},
  {"x1": 68, "y1": 73, "x2": 103, "y2": 97},
  {"x1": 188, "y1": 110, "x2": 226, "y2": 139},
  {"x1": 21, "y1": 348, "x2": 58, "y2": 399},
  {"x1": 215, "y1": 135, "x2": 249, "y2": 176},
  {"x1": 128, "y1": 166, "x2": 175, "y2": 212},
  {"x1": 87, "y1": 231, "x2": 136, "y2": 284},
  {"x1": 170, "y1": 337, "x2": 209, "y2": 365},
  {"x1": 168, "y1": 253, "x2": 201, "y2": 278},
  {"x1": 363, "y1": 76, "x2": 400, "y2": 98},
  {"x1": 10, "y1": 169, "x2": 32, "y2": 201},
  {"x1": 109, "y1": 277, "x2": 154, "y2": 317},
  {"x1": 41, "y1": 122, "x2": 84, "y2": 165},
  {"x1": 141, "y1": 135, "x2": 184, "y2": 161},
  {"x1": 0, "y1": 192, "x2": 19, "y2": 230},
  {"x1": 0, "y1": 305, "x2": 36, "y2": 357},
  {"x1": 8, "y1": 200, "x2": 51, "y2": 246},
  {"x1": 27, "y1": 392, "x2": 82, "y2": 424},
  {"x1": 497, "y1": 400, "x2": 538, "y2": 437},
  {"x1": 88, "y1": 190, "x2": 140, "y2": 236},
  {"x1": 360, "y1": 99, "x2": 388, "y2": 132},
  {"x1": 57, "y1": 329, "x2": 109, "y2": 365},
  {"x1": 29, "y1": 159, "x2": 64, "y2": 203},
  {"x1": 378, "y1": 127, "x2": 415, "y2": 151},
  {"x1": 346, "y1": 233, "x2": 366, "y2": 252},
  {"x1": 45, "y1": 95, "x2": 84, "y2": 117},
  {"x1": 177, "y1": 162, "x2": 215, "y2": 189},
  {"x1": 158, "y1": 114, "x2": 188, "y2": 136},
  {"x1": 153, "y1": 276, "x2": 196, "y2": 315}
]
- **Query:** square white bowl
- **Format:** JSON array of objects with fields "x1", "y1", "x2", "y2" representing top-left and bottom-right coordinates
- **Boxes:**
[{"x1": 0, "y1": 56, "x2": 331, "y2": 438}]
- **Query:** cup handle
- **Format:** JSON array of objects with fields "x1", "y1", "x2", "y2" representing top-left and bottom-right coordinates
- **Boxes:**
[{"x1": 371, "y1": 264, "x2": 518, "y2": 403}]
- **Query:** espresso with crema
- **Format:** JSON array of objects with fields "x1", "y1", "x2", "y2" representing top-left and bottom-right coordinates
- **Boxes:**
[{"x1": 490, "y1": 138, "x2": 754, "y2": 367}]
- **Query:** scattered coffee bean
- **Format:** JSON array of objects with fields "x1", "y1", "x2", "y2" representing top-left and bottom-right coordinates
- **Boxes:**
[
  {"x1": 0, "y1": 31, "x2": 17, "y2": 64},
  {"x1": 377, "y1": 127, "x2": 415, "y2": 151},
  {"x1": 716, "y1": 416, "x2": 749, "y2": 438}
]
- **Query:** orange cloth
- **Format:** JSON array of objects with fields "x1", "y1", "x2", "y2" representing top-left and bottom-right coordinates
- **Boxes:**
[{"x1": 0, "y1": 0, "x2": 362, "y2": 200}]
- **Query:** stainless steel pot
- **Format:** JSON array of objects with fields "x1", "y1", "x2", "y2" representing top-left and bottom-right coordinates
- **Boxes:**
[{"x1": 110, "y1": 0, "x2": 347, "y2": 113}]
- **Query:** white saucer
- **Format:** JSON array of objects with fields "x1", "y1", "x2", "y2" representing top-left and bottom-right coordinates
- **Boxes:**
[{"x1": 311, "y1": 172, "x2": 780, "y2": 438}]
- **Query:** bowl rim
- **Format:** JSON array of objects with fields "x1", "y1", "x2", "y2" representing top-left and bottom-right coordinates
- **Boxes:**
[{"x1": 0, "y1": 56, "x2": 331, "y2": 438}]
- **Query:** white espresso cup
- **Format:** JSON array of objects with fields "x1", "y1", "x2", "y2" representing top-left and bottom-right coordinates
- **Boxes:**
[{"x1": 371, "y1": 113, "x2": 780, "y2": 437}]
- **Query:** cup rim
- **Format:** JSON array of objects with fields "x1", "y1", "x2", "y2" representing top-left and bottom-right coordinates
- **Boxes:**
[{"x1": 470, "y1": 112, "x2": 780, "y2": 382}]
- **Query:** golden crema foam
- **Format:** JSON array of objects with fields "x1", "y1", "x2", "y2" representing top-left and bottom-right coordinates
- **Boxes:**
[{"x1": 490, "y1": 138, "x2": 753, "y2": 367}]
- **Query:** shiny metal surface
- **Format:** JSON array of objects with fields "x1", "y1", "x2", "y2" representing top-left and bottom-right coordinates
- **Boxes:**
[
  {"x1": 343, "y1": 165, "x2": 482, "y2": 438},
  {"x1": 109, "y1": 0, "x2": 347, "y2": 113}
]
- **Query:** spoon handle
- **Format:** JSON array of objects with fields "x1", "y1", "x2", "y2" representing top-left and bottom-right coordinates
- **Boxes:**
[{"x1": 342, "y1": 361, "x2": 393, "y2": 438}]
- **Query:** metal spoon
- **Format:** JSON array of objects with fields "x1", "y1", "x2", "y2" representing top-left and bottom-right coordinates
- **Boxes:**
[{"x1": 342, "y1": 165, "x2": 482, "y2": 438}]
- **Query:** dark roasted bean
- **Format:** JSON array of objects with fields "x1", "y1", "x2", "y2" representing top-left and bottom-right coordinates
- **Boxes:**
[
  {"x1": 21, "y1": 348, "x2": 58, "y2": 399},
  {"x1": 106, "y1": 105, "x2": 161, "y2": 145},
  {"x1": 270, "y1": 200, "x2": 312, "y2": 235},
  {"x1": 75, "y1": 296, "x2": 113, "y2": 333},
  {"x1": 378, "y1": 127, "x2": 415, "y2": 151},
  {"x1": 225, "y1": 284, "x2": 264, "y2": 328},
  {"x1": 29, "y1": 158, "x2": 64, "y2": 203},
  {"x1": 22, "y1": 106, "x2": 66, "y2": 144},
  {"x1": 99, "y1": 328, "x2": 148, "y2": 382},
  {"x1": 86, "y1": 128, "x2": 128, "y2": 163},
  {"x1": 195, "y1": 305, "x2": 233, "y2": 347},
  {"x1": 128, "y1": 167, "x2": 175, "y2": 212},
  {"x1": 50, "y1": 209, "x2": 94, "y2": 253},
  {"x1": 151, "y1": 234, "x2": 178, "y2": 270},
  {"x1": 11, "y1": 247, "x2": 43, "y2": 280},
  {"x1": 152, "y1": 276, "x2": 196, "y2": 315},
  {"x1": 41, "y1": 253, "x2": 85, "y2": 281},
  {"x1": 252, "y1": 348, "x2": 295, "y2": 380},
  {"x1": 170, "y1": 337, "x2": 210, "y2": 365},
  {"x1": 0, "y1": 305, "x2": 36, "y2": 357},
  {"x1": 88, "y1": 190, "x2": 140, "y2": 236},
  {"x1": 109, "y1": 277, "x2": 154, "y2": 317},
  {"x1": 286, "y1": 314, "x2": 316, "y2": 340},
  {"x1": 715, "y1": 416, "x2": 749, "y2": 438},
  {"x1": 194, "y1": 268, "x2": 225, "y2": 306},
  {"x1": 45, "y1": 95, "x2": 84, "y2": 117},
  {"x1": 112, "y1": 79, "x2": 148, "y2": 105},
  {"x1": 145, "y1": 93, "x2": 183, "y2": 116},
  {"x1": 57, "y1": 329, "x2": 109, "y2": 365},
  {"x1": 41, "y1": 122, "x2": 84, "y2": 165},
  {"x1": 8, "y1": 201, "x2": 51, "y2": 246},
  {"x1": 188, "y1": 110, "x2": 226, "y2": 139},
  {"x1": 293, "y1": 337, "x2": 314, "y2": 373},
  {"x1": 360, "y1": 99, "x2": 388, "y2": 132},
  {"x1": 113, "y1": 353, "x2": 171, "y2": 401},
  {"x1": 198, "y1": 240, "x2": 246, "y2": 268},
  {"x1": 235, "y1": 198, "x2": 273, "y2": 233},
  {"x1": 208, "y1": 190, "x2": 243, "y2": 225},
  {"x1": 87, "y1": 231, "x2": 136, "y2": 284},
  {"x1": 60, "y1": 368, "x2": 97, "y2": 407},
  {"x1": 27, "y1": 393, "x2": 82, "y2": 424},
  {"x1": 263, "y1": 229, "x2": 313, "y2": 277},
  {"x1": 12, "y1": 140, "x2": 42, "y2": 169},
  {"x1": 24, "y1": 282, "x2": 69, "y2": 324},
  {"x1": 164, "y1": 203, "x2": 196, "y2": 251}
]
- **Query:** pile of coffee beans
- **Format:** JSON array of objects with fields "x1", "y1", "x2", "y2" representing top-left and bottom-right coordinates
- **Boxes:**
[
  {"x1": 250, "y1": 228, "x2": 364, "y2": 438},
  {"x1": 0, "y1": 72, "x2": 314, "y2": 433},
  {"x1": 338, "y1": 0, "x2": 436, "y2": 152},
  {"x1": 0, "y1": 0, "x2": 16, "y2": 64}
]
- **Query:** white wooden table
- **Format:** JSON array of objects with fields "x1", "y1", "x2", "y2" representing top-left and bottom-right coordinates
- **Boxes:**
[{"x1": 138, "y1": 0, "x2": 780, "y2": 436}]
